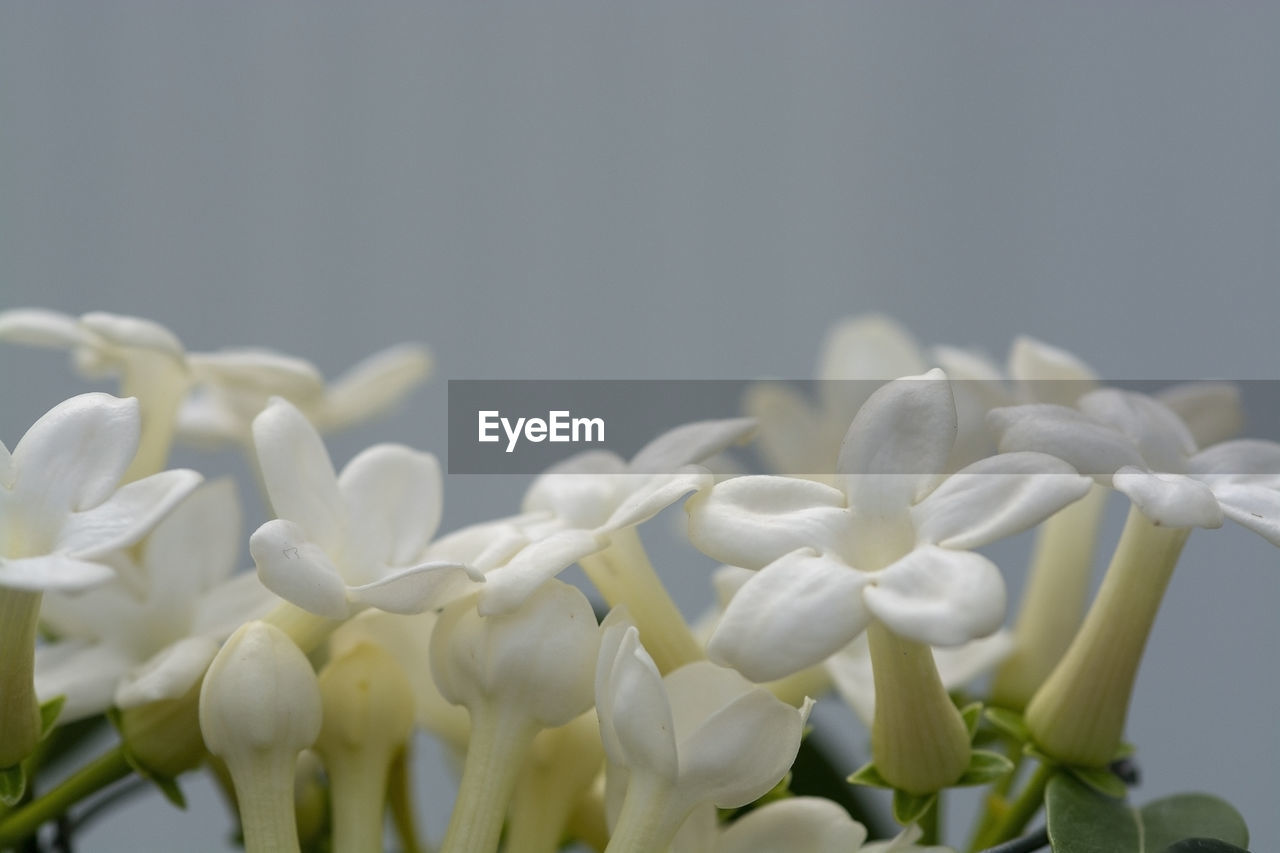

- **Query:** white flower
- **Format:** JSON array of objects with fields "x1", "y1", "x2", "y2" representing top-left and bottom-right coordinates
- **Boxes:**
[
  {"x1": 689, "y1": 370, "x2": 1091, "y2": 682},
  {"x1": 248, "y1": 398, "x2": 481, "y2": 619},
  {"x1": 990, "y1": 388, "x2": 1280, "y2": 543},
  {"x1": 34, "y1": 480, "x2": 276, "y2": 722},
  {"x1": 596, "y1": 614, "x2": 812, "y2": 853},
  {"x1": 441, "y1": 416, "x2": 755, "y2": 615},
  {"x1": 0, "y1": 393, "x2": 201, "y2": 593},
  {"x1": 672, "y1": 798, "x2": 869, "y2": 853}
]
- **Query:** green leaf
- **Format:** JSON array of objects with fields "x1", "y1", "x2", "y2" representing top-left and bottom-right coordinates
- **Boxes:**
[
  {"x1": 1163, "y1": 841, "x2": 1250, "y2": 853},
  {"x1": 0, "y1": 763, "x2": 26, "y2": 807},
  {"x1": 1069, "y1": 765, "x2": 1128, "y2": 799},
  {"x1": 1046, "y1": 773, "x2": 1140, "y2": 853},
  {"x1": 954, "y1": 749, "x2": 1016, "y2": 787},
  {"x1": 1140, "y1": 794, "x2": 1248, "y2": 851},
  {"x1": 892, "y1": 789, "x2": 936, "y2": 825},
  {"x1": 847, "y1": 761, "x2": 892, "y2": 789},
  {"x1": 39, "y1": 695, "x2": 66, "y2": 736},
  {"x1": 960, "y1": 702, "x2": 983, "y2": 739},
  {"x1": 986, "y1": 707, "x2": 1031, "y2": 742}
]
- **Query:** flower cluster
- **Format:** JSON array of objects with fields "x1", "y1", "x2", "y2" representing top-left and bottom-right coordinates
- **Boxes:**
[{"x1": 0, "y1": 309, "x2": 1271, "y2": 853}]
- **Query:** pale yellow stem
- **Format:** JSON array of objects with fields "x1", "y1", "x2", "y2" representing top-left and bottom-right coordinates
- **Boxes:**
[{"x1": 0, "y1": 590, "x2": 43, "y2": 768}]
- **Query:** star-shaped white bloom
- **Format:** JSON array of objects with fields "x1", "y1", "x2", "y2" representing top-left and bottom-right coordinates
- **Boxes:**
[
  {"x1": 34, "y1": 480, "x2": 277, "y2": 722},
  {"x1": 0, "y1": 393, "x2": 201, "y2": 592},
  {"x1": 688, "y1": 370, "x2": 1092, "y2": 683},
  {"x1": 990, "y1": 388, "x2": 1280, "y2": 543},
  {"x1": 432, "y1": 417, "x2": 755, "y2": 615},
  {"x1": 248, "y1": 398, "x2": 481, "y2": 620}
]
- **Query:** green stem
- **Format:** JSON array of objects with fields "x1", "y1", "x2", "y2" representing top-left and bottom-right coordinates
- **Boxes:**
[
  {"x1": 578, "y1": 527, "x2": 702, "y2": 675},
  {"x1": 980, "y1": 762, "x2": 1053, "y2": 848},
  {"x1": 0, "y1": 746, "x2": 131, "y2": 847},
  {"x1": 0, "y1": 590, "x2": 43, "y2": 770},
  {"x1": 968, "y1": 740, "x2": 1025, "y2": 851},
  {"x1": 919, "y1": 794, "x2": 941, "y2": 846},
  {"x1": 439, "y1": 705, "x2": 538, "y2": 853}
]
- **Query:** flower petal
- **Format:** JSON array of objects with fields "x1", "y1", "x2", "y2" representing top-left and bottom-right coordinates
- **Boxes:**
[
  {"x1": 193, "y1": 571, "x2": 279, "y2": 638},
  {"x1": 1207, "y1": 483, "x2": 1280, "y2": 546},
  {"x1": 818, "y1": 315, "x2": 928, "y2": 426},
  {"x1": 744, "y1": 382, "x2": 834, "y2": 477},
  {"x1": 686, "y1": 476, "x2": 850, "y2": 570},
  {"x1": 1078, "y1": 389, "x2": 1197, "y2": 473},
  {"x1": 1113, "y1": 467, "x2": 1223, "y2": 529},
  {"x1": 864, "y1": 546, "x2": 1006, "y2": 646},
  {"x1": 988, "y1": 403, "x2": 1145, "y2": 479},
  {"x1": 314, "y1": 343, "x2": 432, "y2": 430},
  {"x1": 1157, "y1": 382, "x2": 1244, "y2": 448},
  {"x1": 12, "y1": 394, "x2": 140, "y2": 515},
  {"x1": 251, "y1": 398, "x2": 345, "y2": 550},
  {"x1": 707, "y1": 549, "x2": 871, "y2": 682},
  {"x1": 80, "y1": 312, "x2": 185, "y2": 358},
  {"x1": 523, "y1": 452, "x2": 632, "y2": 528},
  {"x1": 189, "y1": 348, "x2": 325, "y2": 397},
  {"x1": 596, "y1": 625, "x2": 679, "y2": 782},
  {"x1": 716, "y1": 797, "x2": 868, "y2": 853},
  {"x1": 142, "y1": 479, "x2": 242, "y2": 615},
  {"x1": 1007, "y1": 336, "x2": 1096, "y2": 400},
  {"x1": 114, "y1": 636, "x2": 221, "y2": 708},
  {"x1": 339, "y1": 444, "x2": 443, "y2": 567},
  {"x1": 35, "y1": 641, "x2": 134, "y2": 722},
  {"x1": 602, "y1": 468, "x2": 713, "y2": 533},
  {"x1": 58, "y1": 469, "x2": 203, "y2": 560},
  {"x1": 0, "y1": 554, "x2": 116, "y2": 592},
  {"x1": 912, "y1": 452, "x2": 1091, "y2": 549},
  {"x1": 838, "y1": 370, "x2": 956, "y2": 519},
  {"x1": 0, "y1": 308, "x2": 87, "y2": 348},
  {"x1": 346, "y1": 560, "x2": 482, "y2": 614},
  {"x1": 249, "y1": 519, "x2": 350, "y2": 619},
  {"x1": 477, "y1": 528, "x2": 606, "y2": 615},
  {"x1": 1188, "y1": 439, "x2": 1280, "y2": 488},
  {"x1": 628, "y1": 418, "x2": 757, "y2": 474}
]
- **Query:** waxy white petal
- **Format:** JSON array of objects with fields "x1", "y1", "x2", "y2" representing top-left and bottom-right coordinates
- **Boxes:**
[
  {"x1": 602, "y1": 469, "x2": 713, "y2": 533},
  {"x1": 80, "y1": 312, "x2": 185, "y2": 358},
  {"x1": 338, "y1": 444, "x2": 443, "y2": 568},
  {"x1": 716, "y1": 797, "x2": 868, "y2": 853},
  {"x1": 707, "y1": 549, "x2": 872, "y2": 682},
  {"x1": 114, "y1": 636, "x2": 221, "y2": 708},
  {"x1": 249, "y1": 519, "x2": 351, "y2": 620},
  {"x1": 143, "y1": 479, "x2": 242, "y2": 615},
  {"x1": 686, "y1": 476, "x2": 849, "y2": 570},
  {"x1": 34, "y1": 641, "x2": 134, "y2": 722},
  {"x1": 598, "y1": 625, "x2": 679, "y2": 781},
  {"x1": 912, "y1": 452, "x2": 1090, "y2": 549},
  {"x1": 477, "y1": 528, "x2": 605, "y2": 615},
  {"x1": 1113, "y1": 467, "x2": 1224, "y2": 529},
  {"x1": 523, "y1": 452, "x2": 631, "y2": 528},
  {"x1": 838, "y1": 370, "x2": 956, "y2": 519},
  {"x1": 864, "y1": 546, "x2": 1005, "y2": 647},
  {"x1": 628, "y1": 417, "x2": 757, "y2": 473},
  {"x1": 1158, "y1": 382, "x2": 1244, "y2": 448},
  {"x1": 1188, "y1": 439, "x2": 1280, "y2": 488},
  {"x1": 0, "y1": 554, "x2": 117, "y2": 592},
  {"x1": 189, "y1": 348, "x2": 325, "y2": 397},
  {"x1": 193, "y1": 571, "x2": 278, "y2": 638},
  {"x1": 346, "y1": 560, "x2": 480, "y2": 614},
  {"x1": 58, "y1": 469, "x2": 203, "y2": 560},
  {"x1": 1205, "y1": 483, "x2": 1280, "y2": 546},
  {"x1": 0, "y1": 308, "x2": 87, "y2": 348},
  {"x1": 252, "y1": 399, "x2": 345, "y2": 550},
  {"x1": 818, "y1": 314, "x2": 928, "y2": 428},
  {"x1": 989, "y1": 403, "x2": 1145, "y2": 479},
  {"x1": 317, "y1": 343, "x2": 431, "y2": 429},
  {"x1": 744, "y1": 382, "x2": 831, "y2": 476},
  {"x1": 1079, "y1": 389, "x2": 1196, "y2": 473}
]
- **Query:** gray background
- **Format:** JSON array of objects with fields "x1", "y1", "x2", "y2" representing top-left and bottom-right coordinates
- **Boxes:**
[{"x1": 2, "y1": 3, "x2": 1277, "y2": 850}]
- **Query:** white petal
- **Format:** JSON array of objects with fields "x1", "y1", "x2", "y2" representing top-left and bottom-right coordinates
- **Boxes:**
[
  {"x1": 934, "y1": 630, "x2": 1015, "y2": 688},
  {"x1": 629, "y1": 418, "x2": 757, "y2": 474},
  {"x1": 0, "y1": 308, "x2": 87, "y2": 348},
  {"x1": 477, "y1": 528, "x2": 606, "y2": 615},
  {"x1": 58, "y1": 469, "x2": 203, "y2": 560},
  {"x1": 1157, "y1": 382, "x2": 1244, "y2": 448},
  {"x1": 425, "y1": 515, "x2": 540, "y2": 569},
  {"x1": 12, "y1": 393, "x2": 140, "y2": 514},
  {"x1": 744, "y1": 382, "x2": 833, "y2": 476},
  {"x1": 347, "y1": 560, "x2": 482, "y2": 614},
  {"x1": 1188, "y1": 439, "x2": 1280, "y2": 488},
  {"x1": 35, "y1": 641, "x2": 134, "y2": 722},
  {"x1": 189, "y1": 348, "x2": 325, "y2": 397},
  {"x1": 667, "y1": 663, "x2": 809, "y2": 808},
  {"x1": 824, "y1": 636, "x2": 877, "y2": 726},
  {"x1": 114, "y1": 636, "x2": 221, "y2": 708},
  {"x1": 912, "y1": 452, "x2": 1091, "y2": 549},
  {"x1": 0, "y1": 437, "x2": 12, "y2": 489},
  {"x1": 1078, "y1": 389, "x2": 1196, "y2": 473},
  {"x1": 1209, "y1": 483, "x2": 1280, "y2": 546},
  {"x1": 193, "y1": 571, "x2": 280, "y2": 638},
  {"x1": 686, "y1": 475, "x2": 850, "y2": 570},
  {"x1": 251, "y1": 398, "x2": 345, "y2": 550},
  {"x1": 1113, "y1": 467, "x2": 1223, "y2": 529},
  {"x1": 597, "y1": 626, "x2": 679, "y2": 781},
  {"x1": 707, "y1": 550, "x2": 872, "y2": 682},
  {"x1": 339, "y1": 444, "x2": 443, "y2": 567},
  {"x1": 602, "y1": 468, "x2": 713, "y2": 533},
  {"x1": 249, "y1": 519, "x2": 351, "y2": 619},
  {"x1": 314, "y1": 343, "x2": 432, "y2": 430},
  {"x1": 838, "y1": 370, "x2": 956, "y2": 519},
  {"x1": 1008, "y1": 336, "x2": 1096, "y2": 392},
  {"x1": 142, "y1": 479, "x2": 242, "y2": 614},
  {"x1": 524, "y1": 452, "x2": 632, "y2": 528},
  {"x1": 716, "y1": 797, "x2": 868, "y2": 853},
  {"x1": 988, "y1": 403, "x2": 1145, "y2": 479},
  {"x1": 0, "y1": 554, "x2": 116, "y2": 592},
  {"x1": 864, "y1": 546, "x2": 1006, "y2": 646},
  {"x1": 80, "y1": 312, "x2": 185, "y2": 358},
  {"x1": 818, "y1": 315, "x2": 928, "y2": 428}
]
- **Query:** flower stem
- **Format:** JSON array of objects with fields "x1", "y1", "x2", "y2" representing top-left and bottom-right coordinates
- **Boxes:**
[
  {"x1": 0, "y1": 745, "x2": 131, "y2": 847},
  {"x1": 229, "y1": 754, "x2": 303, "y2": 853},
  {"x1": 991, "y1": 485, "x2": 1107, "y2": 710},
  {"x1": 977, "y1": 762, "x2": 1053, "y2": 849},
  {"x1": 578, "y1": 527, "x2": 702, "y2": 675},
  {"x1": 0, "y1": 589, "x2": 43, "y2": 769},
  {"x1": 867, "y1": 621, "x2": 970, "y2": 795},
  {"x1": 602, "y1": 772, "x2": 677, "y2": 853},
  {"x1": 388, "y1": 747, "x2": 426, "y2": 853},
  {"x1": 1025, "y1": 506, "x2": 1188, "y2": 767},
  {"x1": 440, "y1": 706, "x2": 538, "y2": 853}
]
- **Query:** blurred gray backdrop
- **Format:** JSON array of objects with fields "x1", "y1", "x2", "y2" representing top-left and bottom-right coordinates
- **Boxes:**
[{"x1": 2, "y1": 3, "x2": 1277, "y2": 850}]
